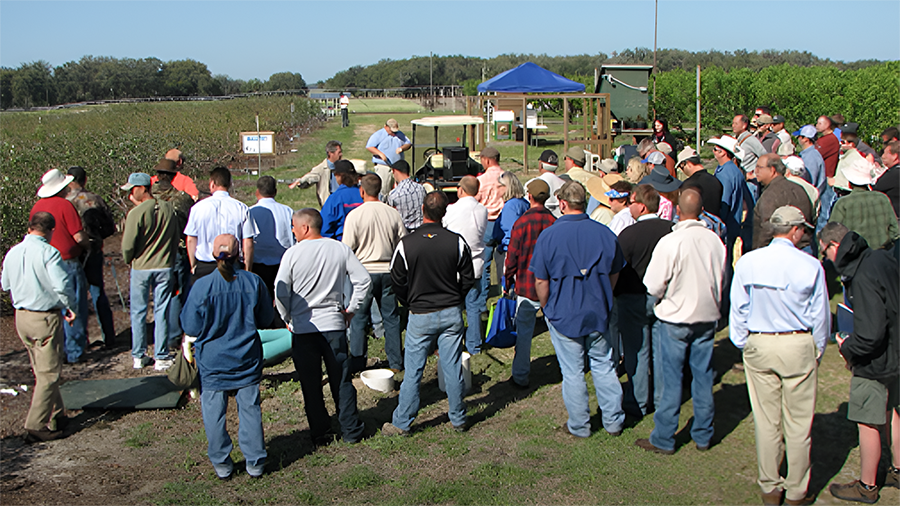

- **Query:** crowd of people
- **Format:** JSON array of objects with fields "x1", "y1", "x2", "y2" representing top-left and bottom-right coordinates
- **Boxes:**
[{"x1": 3, "y1": 114, "x2": 898, "y2": 503}]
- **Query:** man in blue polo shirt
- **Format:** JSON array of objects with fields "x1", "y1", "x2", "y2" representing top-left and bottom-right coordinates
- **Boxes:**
[
  {"x1": 320, "y1": 160, "x2": 363, "y2": 241},
  {"x1": 530, "y1": 180, "x2": 626, "y2": 438},
  {"x1": 366, "y1": 119, "x2": 411, "y2": 197}
]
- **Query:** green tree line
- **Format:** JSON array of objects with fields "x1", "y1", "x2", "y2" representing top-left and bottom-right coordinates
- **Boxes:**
[
  {"x1": 0, "y1": 56, "x2": 305, "y2": 109},
  {"x1": 325, "y1": 48, "x2": 884, "y2": 90}
]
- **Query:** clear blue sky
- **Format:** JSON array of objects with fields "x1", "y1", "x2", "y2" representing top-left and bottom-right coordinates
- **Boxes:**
[{"x1": 2, "y1": 1, "x2": 898, "y2": 83}]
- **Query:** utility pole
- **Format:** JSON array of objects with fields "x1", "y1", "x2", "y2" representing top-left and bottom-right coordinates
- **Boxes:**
[
  {"x1": 430, "y1": 52, "x2": 434, "y2": 111},
  {"x1": 653, "y1": 0, "x2": 658, "y2": 121}
]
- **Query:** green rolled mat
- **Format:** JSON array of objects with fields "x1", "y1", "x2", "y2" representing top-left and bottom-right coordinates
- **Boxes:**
[{"x1": 259, "y1": 328, "x2": 293, "y2": 366}]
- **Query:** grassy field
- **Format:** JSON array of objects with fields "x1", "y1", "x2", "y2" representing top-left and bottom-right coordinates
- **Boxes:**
[
  {"x1": 1, "y1": 99, "x2": 894, "y2": 505},
  {"x1": 166, "y1": 105, "x2": 894, "y2": 505}
]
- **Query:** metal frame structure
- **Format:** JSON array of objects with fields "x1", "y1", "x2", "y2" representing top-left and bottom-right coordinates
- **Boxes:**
[{"x1": 466, "y1": 93, "x2": 612, "y2": 172}]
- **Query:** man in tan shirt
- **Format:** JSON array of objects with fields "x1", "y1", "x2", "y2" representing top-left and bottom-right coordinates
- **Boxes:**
[{"x1": 342, "y1": 173, "x2": 407, "y2": 372}]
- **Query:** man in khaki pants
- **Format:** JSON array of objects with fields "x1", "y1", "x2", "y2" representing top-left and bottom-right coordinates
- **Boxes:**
[
  {"x1": 1, "y1": 212, "x2": 77, "y2": 443},
  {"x1": 730, "y1": 206, "x2": 830, "y2": 506}
]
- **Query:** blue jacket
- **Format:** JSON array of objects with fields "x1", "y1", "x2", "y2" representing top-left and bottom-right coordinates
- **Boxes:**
[
  {"x1": 181, "y1": 269, "x2": 273, "y2": 391},
  {"x1": 321, "y1": 184, "x2": 363, "y2": 240},
  {"x1": 492, "y1": 198, "x2": 529, "y2": 253}
]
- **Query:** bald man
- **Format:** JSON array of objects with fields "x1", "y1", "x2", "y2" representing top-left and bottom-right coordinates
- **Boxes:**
[{"x1": 636, "y1": 188, "x2": 726, "y2": 455}]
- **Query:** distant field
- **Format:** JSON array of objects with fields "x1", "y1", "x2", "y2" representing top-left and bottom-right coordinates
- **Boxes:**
[{"x1": 345, "y1": 97, "x2": 436, "y2": 113}]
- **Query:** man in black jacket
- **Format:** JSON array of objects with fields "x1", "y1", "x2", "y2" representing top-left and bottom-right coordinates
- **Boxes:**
[
  {"x1": 821, "y1": 223, "x2": 899, "y2": 503},
  {"x1": 383, "y1": 191, "x2": 475, "y2": 436}
]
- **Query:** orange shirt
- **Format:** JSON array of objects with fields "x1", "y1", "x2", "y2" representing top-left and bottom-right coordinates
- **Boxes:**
[{"x1": 150, "y1": 172, "x2": 199, "y2": 198}]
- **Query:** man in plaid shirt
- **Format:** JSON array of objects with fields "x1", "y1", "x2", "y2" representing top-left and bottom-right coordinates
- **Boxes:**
[
  {"x1": 504, "y1": 179, "x2": 556, "y2": 388},
  {"x1": 388, "y1": 160, "x2": 426, "y2": 232},
  {"x1": 830, "y1": 158, "x2": 899, "y2": 251}
]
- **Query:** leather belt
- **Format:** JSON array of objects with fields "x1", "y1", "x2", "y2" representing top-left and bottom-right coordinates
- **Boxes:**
[{"x1": 750, "y1": 330, "x2": 810, "y2": 336}]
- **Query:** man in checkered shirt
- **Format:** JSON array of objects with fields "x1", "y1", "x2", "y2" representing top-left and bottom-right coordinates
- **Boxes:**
[{"x1": 388, "y1": 160, "x2": 426, "y2": 232}]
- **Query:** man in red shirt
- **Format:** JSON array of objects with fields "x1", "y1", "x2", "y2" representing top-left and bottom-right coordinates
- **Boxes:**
[
  {"x1": 504, "y1": 179, "x2": 555, "y2": 388},
  {"x1": 815, "y1": 115, "x2": 841, "y2": 180},
  {"x1": 150, "y1": 149, "x2": 199, "y2": 200},
  {"x1": 30, "y1": 169, "x2": 91, "y2": 363}
]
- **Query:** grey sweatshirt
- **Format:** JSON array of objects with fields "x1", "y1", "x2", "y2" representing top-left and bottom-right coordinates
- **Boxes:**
[{"x1": 275, "y1": 238, "x2": 371, "y2": 333}]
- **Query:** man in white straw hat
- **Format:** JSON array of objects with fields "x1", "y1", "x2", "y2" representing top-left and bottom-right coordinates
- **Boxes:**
[
  {"x1": 30, "y1": 169, "x2": 90, "y2": 364},
  {"x1": 829, "y1": 157, "x2": 899, "y2": 251}
]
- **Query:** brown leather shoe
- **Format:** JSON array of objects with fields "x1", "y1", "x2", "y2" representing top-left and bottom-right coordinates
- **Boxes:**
[
  {"x1": 24, "y1": 428, "x2": 63, "y2": 443},
  {"x1": 761, "y1": 489, "x2": 783, "y2": 506},
  {"x1": 634, "y1": 438, "x2": 674, "y2": 455},
  {"x1": 785, "y1": 495, "x2": 815, "y2": 506}
]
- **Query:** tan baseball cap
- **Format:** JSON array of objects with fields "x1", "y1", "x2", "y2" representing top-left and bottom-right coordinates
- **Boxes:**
[{"x1": 385, "y1": 119, "x2": 400, "y2": 132}]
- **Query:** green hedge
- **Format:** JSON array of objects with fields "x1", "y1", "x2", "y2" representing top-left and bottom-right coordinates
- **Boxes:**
[{"x1": 652, "y1": 62, "x2": 900, "y2": 144}]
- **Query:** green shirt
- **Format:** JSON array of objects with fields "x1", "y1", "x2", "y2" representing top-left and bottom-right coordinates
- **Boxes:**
[
  {"x1": 122, "y1": 198, "x2": 178, "y2": 270},
  {"x1": 830, "y1": 188, "x2": 900, "y2": 250}
]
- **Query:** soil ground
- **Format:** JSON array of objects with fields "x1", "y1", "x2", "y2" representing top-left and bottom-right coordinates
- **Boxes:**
[{"x1": 1, "y1": 102, "x2": 898, "y2": 505}]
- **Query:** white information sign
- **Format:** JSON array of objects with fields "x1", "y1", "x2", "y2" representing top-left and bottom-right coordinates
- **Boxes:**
[{"x1": 241, "y1": 131, "x2": 275, "y2": 155}]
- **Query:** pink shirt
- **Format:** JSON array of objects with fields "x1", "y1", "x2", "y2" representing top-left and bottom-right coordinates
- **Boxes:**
[
  {"x1": 658, "y1": 196, "x2": 673, "y2": 221},
  {"x1": 476, "y1": 165, "x2": 505, "y2": 221}
]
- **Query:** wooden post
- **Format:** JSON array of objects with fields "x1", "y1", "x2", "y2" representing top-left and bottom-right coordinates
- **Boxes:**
[
  {"x1": 522, "y1": 97, "x2": 528, "y2": 173},
  {"x1": 563, "y1": 98, "x2": 569, "y2": 154}
]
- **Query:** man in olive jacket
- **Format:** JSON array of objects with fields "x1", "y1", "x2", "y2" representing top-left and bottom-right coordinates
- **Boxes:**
[{"x1": 820, "y1": 222, "x2": 899, "y2": 503}]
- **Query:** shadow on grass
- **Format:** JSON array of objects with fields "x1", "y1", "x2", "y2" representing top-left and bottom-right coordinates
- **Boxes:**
[
  {"x1": 808, "y1": 402, "x2": 857, "y2": 497},
  {"x1": 265, "y1": 429, "x2": 319, "y2": 472}
]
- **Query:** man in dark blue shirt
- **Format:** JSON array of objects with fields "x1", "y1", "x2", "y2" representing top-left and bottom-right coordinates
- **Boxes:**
[
  {"x1": 320, "y1": 160, "x2": 363, "y2": 240},
  {"x1": 530, "y1": 180, "x2": 625, "y2": 438}
]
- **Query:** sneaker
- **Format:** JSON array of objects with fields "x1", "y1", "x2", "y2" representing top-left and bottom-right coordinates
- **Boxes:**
[
  {"x1": 761, "y1": 489, "x2": 783, "y2": 506},
  {"x1": 785, "y1": 495, "x2": 816, "y2": 506},
  {"x1": 154, "y1": 358, "x2": 174, "y2": 371},
  {"x1": 452, "y1": 422, "x2": 469, "y2": 433},
  {"x1": 829, "y1": 480, "x2": 879, "y2": 504},
  {"x1": 885, "y1": 467, "x2": 899, "y2": 489},
  {"x1": 635, "y1": 438, "x2": 674, "y2": 455},
  {"x1": 381, "y1": 422, "x2": 410, "y2": 437},
  {"x1": 133, "y1": 356, "x2": 152, "y2": 369}
]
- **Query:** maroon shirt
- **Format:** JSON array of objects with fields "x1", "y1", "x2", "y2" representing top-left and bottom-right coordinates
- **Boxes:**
[
  {"x1": 505, "y1": 205, "x2": 555, "y2": 301},
  {"x1": 815, "y1": 132, "x2": 840, "y2": 178}
]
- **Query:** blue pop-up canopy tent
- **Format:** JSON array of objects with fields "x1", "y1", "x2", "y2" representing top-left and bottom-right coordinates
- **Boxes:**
[{"x1": 477, "y1": 62, "x2": 586, "y2": 93}]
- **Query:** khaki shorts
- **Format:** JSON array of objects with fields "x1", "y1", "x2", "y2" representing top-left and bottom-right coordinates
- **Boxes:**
[{"x1": 848, "y1": 376, "x2": 899, "y2": 425}]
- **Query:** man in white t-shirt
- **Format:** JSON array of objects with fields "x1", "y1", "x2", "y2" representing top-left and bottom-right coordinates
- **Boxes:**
[
  {"x1": 526, "y1": 149, "x2": 565, "y2": 218},
  {"x1": 339, "y1": 93, "x2": 350, "y2": 128}
]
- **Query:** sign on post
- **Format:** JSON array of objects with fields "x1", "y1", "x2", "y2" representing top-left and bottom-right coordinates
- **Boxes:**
[{"x1": 241, "y1": 132, "x2": 275, "y2": 155}]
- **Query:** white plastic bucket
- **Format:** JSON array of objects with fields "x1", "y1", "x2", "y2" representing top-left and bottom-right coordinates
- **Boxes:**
[
  {"x1": 360, "y1": 369, "x2": 395, "y2": 393},
  {"x1": 436, "y1": 351, "x2": 472, "y2": 393}
]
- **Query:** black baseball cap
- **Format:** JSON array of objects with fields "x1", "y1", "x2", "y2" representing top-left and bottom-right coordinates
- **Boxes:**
[{"x1": 539, "y1": 149, "x2": 558, "y2": 166}]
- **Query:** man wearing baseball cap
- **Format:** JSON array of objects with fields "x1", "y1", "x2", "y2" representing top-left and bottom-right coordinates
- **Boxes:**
[
  {"x1": 321, "y1": 160, "x2": 363, "y2": 241},
  {"x1": 794, "y1": 125, "x2": 828, "y2": 200},
  {"x1": 30, "y1": 169, "x2": 91, "y2": 364},
  {"x1": 731, "y1": 205, "x2": 830, "y2": 506},
  {"x1": 366, "y1": 119, "x2": 411, "y2": 197},
  {"x1": 755, "y1": 115, "x2": 778, "y2": 154},
  {"x1": 121, "y1": 172, "x2": 180, "y2": 370},
  {"x1": 530, "y1": 180, "x2": 626, "y2": 438},
  {"x1": 526, "y1": 149, "x2": 564, "y2": 217},
  {"x1": 770, "y1": 115, "x2": 795, "y2": 156},
  {"x1": 504, "y1": 178, "x2": 556, "y2": 388}
]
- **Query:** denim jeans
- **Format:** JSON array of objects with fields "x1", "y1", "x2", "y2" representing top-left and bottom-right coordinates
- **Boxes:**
[
  {"x1": 464, "y1": 281, "x2": 485, "y2": 355},
  {"x1": 547, "y1": 320, "x2": 624, "y2": 436},
  {"x1": 167, "y1": 252, "x2": 191, "y2": 346},
  {"x1": 649, "y1": 320, "x2": 716, "y2": 452},
  {"x1": 618, "y1": 293, "x2": 662, "y2": 415},
  {"x1": 392, "y1": 306, "x2": 467, "y2": 431},
  {"x1": 292, "y1": 330, "x2": 364, "y2": 443},
  {"x1": 349, "y1": 272, "x2": 402, "y2": 370},
  {"x1": 513, "y1": 296, "x2": 541, "y2": 385},
  {"x1": 200, "y1": 384, "x2": 266, "y2": 478},
  {"x1": 84, "y1": 250, "x2": 115, "y2": 344},
  {"x1": 478, "y1": 223, "x2": 496, "y2": 313},
  {"x1": 60, "y1": 259, "x2": 89, "y2": 363},
  {"x1": 129, "y1": 268, "x2": 173, "y2": 360}
]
